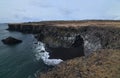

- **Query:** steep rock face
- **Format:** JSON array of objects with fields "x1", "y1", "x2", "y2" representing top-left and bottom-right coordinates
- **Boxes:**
[
  {"x1": 8, "y1": 24, "x2": 42, "y2": 33},
  {"x1": 8, "y1": 21, "x2": 120, "y2": 56},
  {"x1": 35, "y1": 26, "x2": 120, "y2": 55},
  {"x1": 48, "y1": 35, "x2": 84, "y2": 60}
]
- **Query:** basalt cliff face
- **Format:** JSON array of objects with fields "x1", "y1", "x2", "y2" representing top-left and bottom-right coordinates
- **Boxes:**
[{"x1": 8, "y1": 20, "x2": 120, "y2": 56}]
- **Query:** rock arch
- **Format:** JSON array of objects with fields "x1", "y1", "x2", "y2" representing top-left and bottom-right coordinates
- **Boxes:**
[{"x1": 49, "y1": 35, "x2": 85, "y2": 60}]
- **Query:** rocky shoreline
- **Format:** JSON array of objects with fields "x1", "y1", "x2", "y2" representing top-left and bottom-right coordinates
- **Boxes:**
[
  {"x1": 8, "y1": 20, "x2": 120, "y2": 54},
  {"x1": 8, "y1": 20, "x2": 120, "y2": 78}
]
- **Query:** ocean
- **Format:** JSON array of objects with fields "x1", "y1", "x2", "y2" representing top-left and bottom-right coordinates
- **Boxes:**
[{"x1": 0, "y1": 24, "x2": 53, "y2": 78}]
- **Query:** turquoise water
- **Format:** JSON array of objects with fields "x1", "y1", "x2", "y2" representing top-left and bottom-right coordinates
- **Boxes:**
[{"x1": 0, "y1": 24, "x2": 47, "y2": 78}]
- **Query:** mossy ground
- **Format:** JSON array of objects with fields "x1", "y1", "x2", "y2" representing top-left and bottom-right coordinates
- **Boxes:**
[{"x1": 38, "y1": 49, "x2": 120, "y2": 78}]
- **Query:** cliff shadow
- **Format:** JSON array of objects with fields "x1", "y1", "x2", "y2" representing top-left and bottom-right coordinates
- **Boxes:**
[{"x1": 48, "y1": 35, "x2": 84, "y2": 60}]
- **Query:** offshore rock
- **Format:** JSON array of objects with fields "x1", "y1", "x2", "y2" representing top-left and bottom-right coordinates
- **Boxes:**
[{"x1": 2, "y1": 36, "x2": 22, "y2": 45}]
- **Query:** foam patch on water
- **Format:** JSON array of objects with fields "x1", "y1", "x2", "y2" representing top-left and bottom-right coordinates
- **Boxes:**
[{"x1": 34, "y1": 42, "x2": 63, "y2": 66}]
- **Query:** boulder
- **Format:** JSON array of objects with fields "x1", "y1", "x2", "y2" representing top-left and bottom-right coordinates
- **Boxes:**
[{"x1": 2, "y1": 36, "x2": 22, "y2": 45}]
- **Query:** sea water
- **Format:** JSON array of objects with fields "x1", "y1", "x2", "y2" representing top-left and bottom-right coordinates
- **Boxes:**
[
  {"x1": 0, "y1": 24, "x2": 62, "y2": 78},
  {"x1": 34, "y1": 42, "x2": 63, "y2": 66}
]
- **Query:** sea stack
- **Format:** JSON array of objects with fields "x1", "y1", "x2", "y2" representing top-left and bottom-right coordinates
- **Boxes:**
[{"x1": 2, "y1": 36, "x2": 22, "y2": 45}]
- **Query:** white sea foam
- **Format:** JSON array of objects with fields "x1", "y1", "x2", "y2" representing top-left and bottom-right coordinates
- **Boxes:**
[{"x1": 34, "y1": 42, "x2": 63, "y2": 66}]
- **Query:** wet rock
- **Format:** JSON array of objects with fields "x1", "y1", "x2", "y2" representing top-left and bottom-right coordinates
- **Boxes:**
[{"x1": 2, "y1": 36, "x2": 22, "y2": 45}]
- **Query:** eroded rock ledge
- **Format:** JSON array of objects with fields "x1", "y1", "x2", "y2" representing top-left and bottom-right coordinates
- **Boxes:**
[{"x1": 8, "y1": 20, "x2": 120, "y2": 55}]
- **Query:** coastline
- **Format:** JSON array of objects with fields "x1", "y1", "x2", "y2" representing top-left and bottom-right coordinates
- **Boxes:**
[
  {"x1": 7, "y1": 20, "x2": 120, "y2": 78},
  {"x1": 8, "y1": 20, "x2": 120, "y2": 54}
]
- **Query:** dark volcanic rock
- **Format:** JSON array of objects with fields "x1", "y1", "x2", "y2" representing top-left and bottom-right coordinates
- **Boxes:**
[
  {"x1": 8, "y1": 21, "x2": 120, "y2": 56},
  {"x1": 2, "y1": 37, "x2": 22, "y2": 45},
  {"x1": 48, "y1": 35, "x2": 84, "y2": 60},
  {"x1": 71, "y1": 35, "x2": 84, "y2": 48}
]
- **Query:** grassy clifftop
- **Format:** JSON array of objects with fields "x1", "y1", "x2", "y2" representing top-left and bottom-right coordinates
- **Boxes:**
[
  {"x1": 9, "y1": 20, "x2": 120, "y2": 27},
  {"x1": 38, "y1": 49, "x2": 120, "y2": 78}
]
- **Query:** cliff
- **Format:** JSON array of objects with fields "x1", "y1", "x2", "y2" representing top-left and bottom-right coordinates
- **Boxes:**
[
  {"x1": 8, "y1": 20, "x2": 120, "y2": 56},
  {"x1": 8, "y1": 20, "x2": 120, "y2": 78}
]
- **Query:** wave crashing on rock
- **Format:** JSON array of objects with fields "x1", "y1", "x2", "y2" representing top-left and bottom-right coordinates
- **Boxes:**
[{"x1": 34, "y1": 42, "x2": 63, "y2": 66}]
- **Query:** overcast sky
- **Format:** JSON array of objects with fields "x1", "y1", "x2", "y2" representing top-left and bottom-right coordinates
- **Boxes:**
[{"x1": 0, "y1": 0, "x2": 120, "y2": 23}]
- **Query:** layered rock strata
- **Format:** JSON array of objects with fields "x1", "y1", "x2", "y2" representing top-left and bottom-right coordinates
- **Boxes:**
[{"x1": 8, "y1": 20, "x2": 120, "y2": 58}]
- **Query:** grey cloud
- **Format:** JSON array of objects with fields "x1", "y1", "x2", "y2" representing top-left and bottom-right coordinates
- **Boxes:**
[{"x1": 0, "y1": 0, "x2": 120, "y2": 23}]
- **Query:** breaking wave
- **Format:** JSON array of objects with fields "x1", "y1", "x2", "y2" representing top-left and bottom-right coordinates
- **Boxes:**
[{"x1": 34, "y1": 42, "x2": 63, "y2": 66}]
